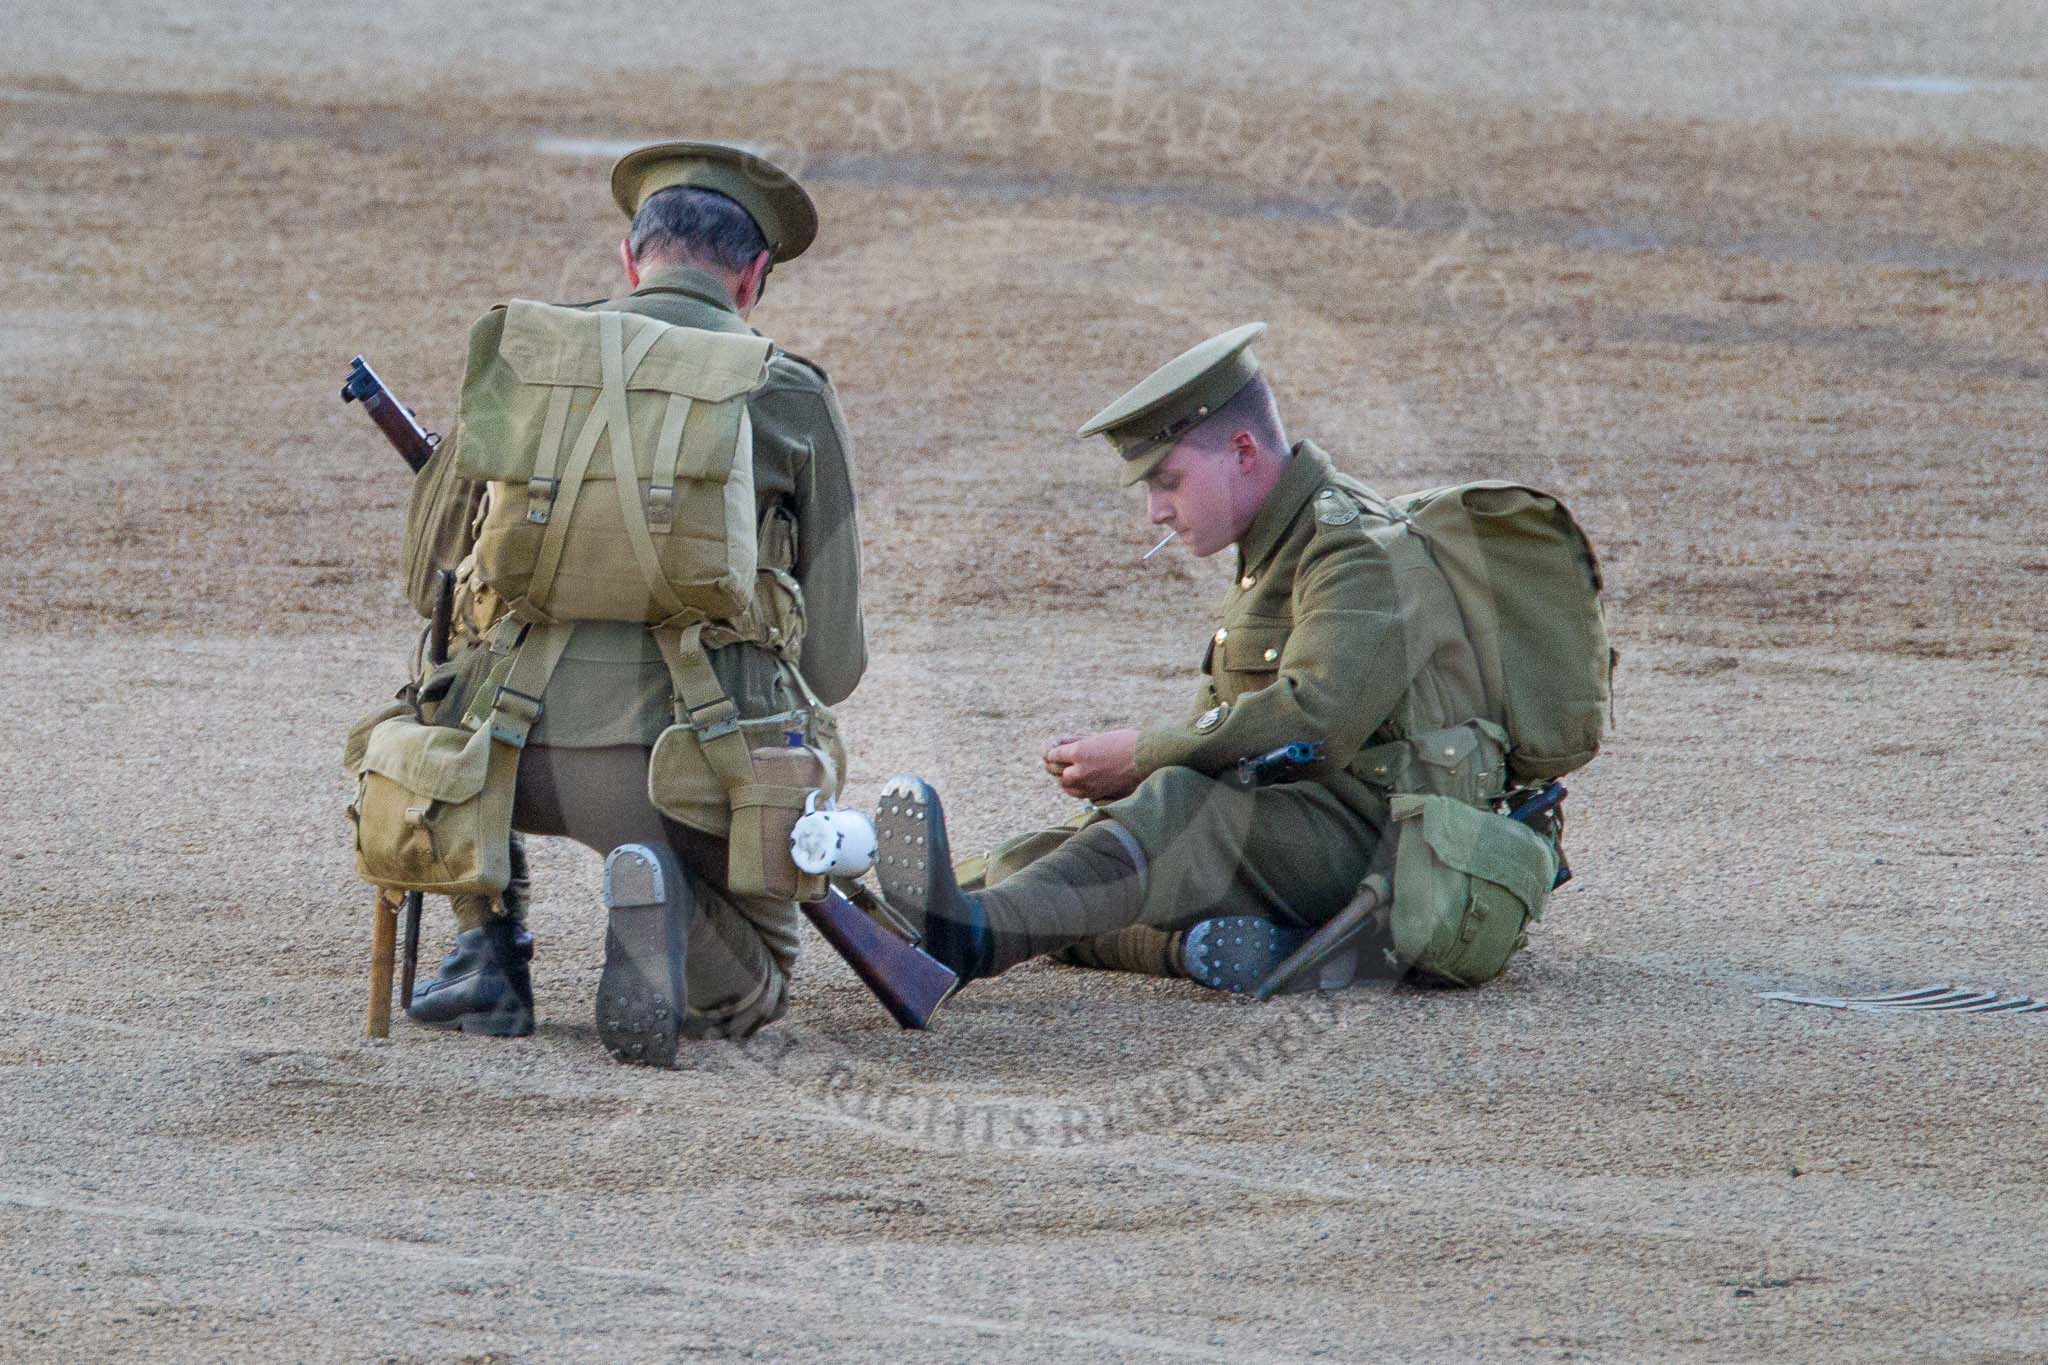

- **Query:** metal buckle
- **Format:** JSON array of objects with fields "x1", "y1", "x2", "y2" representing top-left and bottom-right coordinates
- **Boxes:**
[
  {"x1": 645, "y1": 484, "x2": 675, "y2": 534},
  {"x1": 526, "y1": 477, "x2": 560, "y2": 524},
  {"x1": 688, "y1": 698, "x2": 739, "y2": 742},
  {"x1": 488, "y1": 685, "x2": 544, "y2": 748}
]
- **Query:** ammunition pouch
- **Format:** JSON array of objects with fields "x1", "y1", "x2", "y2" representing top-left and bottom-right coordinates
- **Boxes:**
[
  {"x1": 1354, "y1": 719, "x2": 1510, "y2": 805},
  {"x1": 346, "y1": 622, "x2": 572, "y2": 898},
  {"x1": 1388, "y1": 793, "x2": 1557, "y2": 987},
  {"x1": 642, "y1": 620, "x2": 843, "y2": 901}
]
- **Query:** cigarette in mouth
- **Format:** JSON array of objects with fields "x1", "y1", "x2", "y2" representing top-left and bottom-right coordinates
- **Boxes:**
[{"x1": 1142, "y1": 530, "x2": 1178, "y2": 560}]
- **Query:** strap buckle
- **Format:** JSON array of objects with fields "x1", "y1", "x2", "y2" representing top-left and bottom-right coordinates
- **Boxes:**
[
  {"x1": 645, "y1": 483, "x2": 675, "y2": 534},
  {"x1": 488, "y1": 685, "x2": 544, "y2": 748},
  {"x1": 689, "y1": 697, "x2": 740, "y2": 743},
  {"x1": 526, "y1": 477, "x2": 560, "y2": 524}
]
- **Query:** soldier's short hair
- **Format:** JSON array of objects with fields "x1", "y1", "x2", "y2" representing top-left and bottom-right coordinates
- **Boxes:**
[
  {"x1": 629, "y1": 186, "x2": 769, "y2": 272},
  {"x1": 1194, "y1": 373, "x2": 1288, "y2": 458}
]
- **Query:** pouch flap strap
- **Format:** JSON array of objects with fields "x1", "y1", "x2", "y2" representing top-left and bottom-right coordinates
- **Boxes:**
[
  {"x1": 729, "y1": 781, "x2": 818, "y2": 813},
  {"x1": 525, "y1": 382, "x2": 574, "y2": 525}
]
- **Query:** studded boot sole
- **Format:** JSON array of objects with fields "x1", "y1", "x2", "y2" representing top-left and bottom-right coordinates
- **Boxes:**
[{"x1": 597, "y1": 844, "x2": 688, "y2": 1067}]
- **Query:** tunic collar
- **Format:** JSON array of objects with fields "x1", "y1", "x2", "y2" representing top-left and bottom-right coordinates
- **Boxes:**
[
  {"x1": 628, "y1": 264, "x2": 740, "y2": 314},
  {"x1": 1237, "y1": 440, "x2": 1335, "y2": 576}
]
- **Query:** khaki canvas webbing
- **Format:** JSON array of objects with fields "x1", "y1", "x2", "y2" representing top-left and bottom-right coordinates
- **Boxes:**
[
  {"x1": 483, "y1": 620, "x2": 575, "y2": 750},
  {"x1": 653, "y1": 622, "x2": 755, "y2": 796},
  {"x1": 514, "y1": 314, "x2": 668, "y2": 619},
  {"x1": 679, "y1": 393, "x2": 738, "y2": 481},
  {"x1": 525, "y1": 383, "x2": 573, "y2": 524},
  {"x1": 600, "y1": 315, "x2": 691, "y2": 624},
  {"x1": 645, "y1": 391, "x2": 695, "y2": 534}
]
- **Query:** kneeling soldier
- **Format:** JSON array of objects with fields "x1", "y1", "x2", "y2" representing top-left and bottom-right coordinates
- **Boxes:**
[
  {"x1": 400, "y1": 141, "x2": 865, "y2": 1061},
  {"x1": 877, "y1": 324, "x2": 1495, "y2": 992}
]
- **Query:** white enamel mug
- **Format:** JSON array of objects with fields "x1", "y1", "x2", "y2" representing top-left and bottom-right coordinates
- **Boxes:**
[{"x1": 789, "y1": 792, "x2": 878, "y2": 877}]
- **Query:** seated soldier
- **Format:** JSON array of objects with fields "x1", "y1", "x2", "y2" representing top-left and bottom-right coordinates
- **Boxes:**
[{"x1": 876, "y1": 324, "x2": 1496, "y2": 992}]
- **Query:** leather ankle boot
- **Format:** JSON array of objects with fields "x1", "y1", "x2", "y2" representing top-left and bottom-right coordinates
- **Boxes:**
[{"x1": 407, "y1": 919, "x2": 536, "y2": 1036}]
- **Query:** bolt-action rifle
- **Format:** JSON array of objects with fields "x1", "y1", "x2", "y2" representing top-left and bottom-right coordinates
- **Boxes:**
[
  {"x1": 341, "y1": 356, "x2": 440, "y2": 472},
  {"x1": 341, "y1": 356, "x2": 957, "y2": 1029},
  {"x1": 807, "y1": 881, "x2": 958, "y2": 1029}
]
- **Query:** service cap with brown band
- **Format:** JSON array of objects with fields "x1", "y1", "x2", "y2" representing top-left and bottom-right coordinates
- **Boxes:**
[
  {"x1": 1077, "y1": 322, "x2": 1268, "y2": 486},
  {"x1": 609, "y1": 140, "x2": 819, "y2": 263}
]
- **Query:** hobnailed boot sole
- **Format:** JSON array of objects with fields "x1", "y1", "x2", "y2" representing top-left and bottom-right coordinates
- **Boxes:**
[
  {"x1": 874, "y1": 776, "x2": 991, "y2": 982},
  {"x1": 597, "y1": 844, "x2": 688, "y2": 1067},
  {"x1": 874, "y1": 777, "x2": 941, "y2": 918},
  {"x1": 1183, "y1": 917, "x2": 1314, "y2": 995}
]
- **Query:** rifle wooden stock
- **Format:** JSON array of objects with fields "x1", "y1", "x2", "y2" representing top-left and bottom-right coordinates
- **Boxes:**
[
  {"x1": 341, "y1": 355, "x2": 439, "y2": 473},
  {"x1": 367, "y1": 889, "x2": 400, "y2": 1038},
  {"x1": 801, "y1": 889, "x2": 957, "y2": 1030}
]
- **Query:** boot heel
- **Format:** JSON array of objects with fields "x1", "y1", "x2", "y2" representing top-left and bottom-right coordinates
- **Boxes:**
[{"x1": 598, "y1": 844, "x2": 688, "y2": 1067}]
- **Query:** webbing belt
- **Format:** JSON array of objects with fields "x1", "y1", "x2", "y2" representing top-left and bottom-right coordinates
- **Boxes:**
[{"x1": 480, "y1": 620, "x2": 574, "y2": 751}]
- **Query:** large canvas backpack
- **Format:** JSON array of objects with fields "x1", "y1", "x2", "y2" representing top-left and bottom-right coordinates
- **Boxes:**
[
  {"x1": 1386, "y1": 482, "x2": 1613, "y2": 785},
  {"x1": 1357, "y1": 482, "x2": 1610, "y2": 987},
  {"x1": 454, "y1": 299, "x2": 774, "y2": 627},
  {"x1": 352, "y1": 301, "x2": 833, "y2": 904}
]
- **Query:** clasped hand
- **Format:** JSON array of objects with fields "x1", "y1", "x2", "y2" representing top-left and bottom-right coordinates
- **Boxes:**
[{"x1": 1041, "y1": 728, "x2": 1141, "y2": 802}]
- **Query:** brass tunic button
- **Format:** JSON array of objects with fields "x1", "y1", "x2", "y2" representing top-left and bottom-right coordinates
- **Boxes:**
[
  {"x1": 1263, "y1": 647, "x2": 1279, "y2": 663},
  {"x1": 1214, "y1": 628, "x2": 1228, "y2": 644}
]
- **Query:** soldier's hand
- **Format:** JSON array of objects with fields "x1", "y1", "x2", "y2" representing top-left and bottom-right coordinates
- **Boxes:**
[
  {"x1": 1042, "y1": 735, "x2": 1082, "y2": 779},
  {"x1": 1045, "y1": 729, "x2": 1141, "y2": 802}
]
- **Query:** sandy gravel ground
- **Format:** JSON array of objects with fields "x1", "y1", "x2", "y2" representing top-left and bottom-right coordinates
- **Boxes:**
[{"x1": 2, "y1": 5, "x2": 2045, "y2": 1361}]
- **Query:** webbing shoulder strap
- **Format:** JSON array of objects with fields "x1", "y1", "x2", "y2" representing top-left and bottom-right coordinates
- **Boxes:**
[
  {"x1": 483, "y1": 621, "x2": 575, "y2": 750},
  {"x1": 652, "y1": 622, "x2": 755, "y2": 795},
  {"x1": 600, "y1": 316, "x2": 691, "y2": 623},
  {"x1": 513, "y1": 314, "x2": 668, "y2": 618}
]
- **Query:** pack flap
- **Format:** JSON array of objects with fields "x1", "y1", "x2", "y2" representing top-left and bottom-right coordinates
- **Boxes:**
[
  {"x1": 1391, "y1": 793, "x2": 1557, "y2": 914},
  {"x1": 355, "y1": 717, "x2": 495, "y2": 803},
  {"x1": 498, "y1": 300, "x2": 772, "y2": 399},
  {"x1": 342, "y1": 701, "x2": 412, "y2": 775}
]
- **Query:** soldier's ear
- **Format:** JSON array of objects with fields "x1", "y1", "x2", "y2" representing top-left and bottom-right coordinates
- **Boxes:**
[
  {"x1": 620, "y1": 238, "x2": 641, "y2": 288},
  {"x1": 738, "y1": 250, "x2": 773, "y2": 311},
  {"x1": 1231, "y1": 429, "x2": 1260, "y2": 469}
]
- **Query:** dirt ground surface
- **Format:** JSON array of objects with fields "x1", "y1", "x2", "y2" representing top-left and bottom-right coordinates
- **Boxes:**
[{"x1": 4, "y1": 5, "x2": 2047, "y2": 1362}]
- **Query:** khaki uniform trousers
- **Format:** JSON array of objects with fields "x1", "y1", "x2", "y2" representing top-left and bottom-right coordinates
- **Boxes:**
[
  {"x1": 507, "y1": 745, "x2": 798, "y2": 1040},
  {"x1": 969, "y1": 764, "x2": 1391, "y2": 934}
]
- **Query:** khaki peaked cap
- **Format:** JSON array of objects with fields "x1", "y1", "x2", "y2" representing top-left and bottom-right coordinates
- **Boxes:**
[
  {"x1": 1078, "y1": 323, "x2": 1269, "y2": 485},
  {"x1": 609, "y1": 141, "x2": 818, "y2": 263}
]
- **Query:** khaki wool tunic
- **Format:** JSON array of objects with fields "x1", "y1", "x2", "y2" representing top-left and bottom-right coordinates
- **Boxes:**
[{"x1": 984, "y1": 441, "x2": 1493, "y2": 931}]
